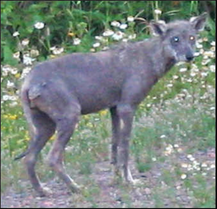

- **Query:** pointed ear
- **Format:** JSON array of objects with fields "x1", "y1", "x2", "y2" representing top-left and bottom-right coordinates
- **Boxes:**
[
  {"x1": 190, "y1": 12, "x2": 208, "y2": 32},
  {"x1": 149, "y1": 20, "x2": 167, "y2": 36}
]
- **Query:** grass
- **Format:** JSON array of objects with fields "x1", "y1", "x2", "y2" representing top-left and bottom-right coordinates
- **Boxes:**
[{"x1": 132, "y1": 88, "x2": 215, "y2": 208}]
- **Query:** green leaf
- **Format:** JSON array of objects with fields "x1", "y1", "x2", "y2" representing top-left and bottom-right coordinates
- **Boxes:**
[{"x1": 3, "y1": 45, "x2": 18, "y2": 65}]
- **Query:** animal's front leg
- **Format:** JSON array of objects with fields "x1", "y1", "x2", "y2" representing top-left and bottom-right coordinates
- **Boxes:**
[{"x1": 116, "y1": 104, "x2": 136, "y2": 184}]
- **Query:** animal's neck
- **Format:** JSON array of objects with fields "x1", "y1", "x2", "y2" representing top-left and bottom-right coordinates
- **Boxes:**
[{"x1": 148, "y1": 37, "x2": 176, "y2": 78}]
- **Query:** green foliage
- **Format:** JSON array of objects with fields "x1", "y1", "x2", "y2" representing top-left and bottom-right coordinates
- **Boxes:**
[{"x1": 1, "y1": 1, "x2": 215, "y2": 64}]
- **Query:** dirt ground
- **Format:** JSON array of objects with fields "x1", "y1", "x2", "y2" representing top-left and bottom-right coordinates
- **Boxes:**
[{"x1": 1, "y1": 148, "x2": 215, "y2": 208}]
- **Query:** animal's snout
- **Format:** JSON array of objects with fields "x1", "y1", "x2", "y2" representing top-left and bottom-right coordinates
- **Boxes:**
[{"x1": 186, "y1": 53, "x2": 194, "y2": 62}]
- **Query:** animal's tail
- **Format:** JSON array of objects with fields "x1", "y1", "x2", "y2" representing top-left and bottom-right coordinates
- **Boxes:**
[
  {"x1": 14, "y1": 87, "x2": 33, "y2": 161},
  {"x1": 14, "y1": 150, "x2": 30, "y2": 161}
]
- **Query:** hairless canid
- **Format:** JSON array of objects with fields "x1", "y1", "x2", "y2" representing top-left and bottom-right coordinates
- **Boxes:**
[{"x1": 15, "y1": 13, "x2": 207, "y2": 196}]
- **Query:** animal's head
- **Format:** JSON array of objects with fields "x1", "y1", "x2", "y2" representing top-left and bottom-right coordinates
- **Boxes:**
[{"x1": 150, "y1": 13, "x2": 207, "y2": 63}]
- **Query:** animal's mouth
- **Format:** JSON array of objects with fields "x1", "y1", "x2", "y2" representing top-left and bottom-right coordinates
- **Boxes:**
[{"x1": 176, "y1": 54, "x2": 195, "y2": 63}]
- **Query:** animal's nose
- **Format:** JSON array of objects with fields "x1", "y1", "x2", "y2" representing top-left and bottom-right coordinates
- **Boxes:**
[{"x1": 186, "y1": 53, "x2": 194, "y2": 62}]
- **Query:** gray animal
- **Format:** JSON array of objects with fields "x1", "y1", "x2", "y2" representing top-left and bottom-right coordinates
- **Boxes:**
[{"x1": 16, "y1": 13, "x2": 207, "y2": 197}]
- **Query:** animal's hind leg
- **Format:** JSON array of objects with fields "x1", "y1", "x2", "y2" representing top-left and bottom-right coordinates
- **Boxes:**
[
  {"x1": 47, "y1": 103, "x2": 81, "y2": 193},
  {"x1": 24, "y1": 110, "x2": 56, "y2": 196}
]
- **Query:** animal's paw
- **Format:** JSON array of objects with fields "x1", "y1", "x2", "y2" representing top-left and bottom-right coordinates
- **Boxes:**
[
  {"x1": 37, "y1": 186, "x2": 53, "y2": 197},
  {"x1": 128, "y1": 178, "x2": 143, "y2": 186},
  {"x1": 68, "y1": 182, "x2": 84, "y2": 194}
]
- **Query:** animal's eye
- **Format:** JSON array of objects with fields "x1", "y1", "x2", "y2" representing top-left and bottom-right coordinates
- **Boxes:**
[
  {"x1": 189, "y1": 36, "x2": 195, "y2": 41},
  {"x1": 173, "y1": 37, "x2": 179, "y2": 43}
]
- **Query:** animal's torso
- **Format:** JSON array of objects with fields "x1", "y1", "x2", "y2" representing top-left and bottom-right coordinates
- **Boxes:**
[{"x1": 22, "y1": 41, "x2": 160, "y2": 114}]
